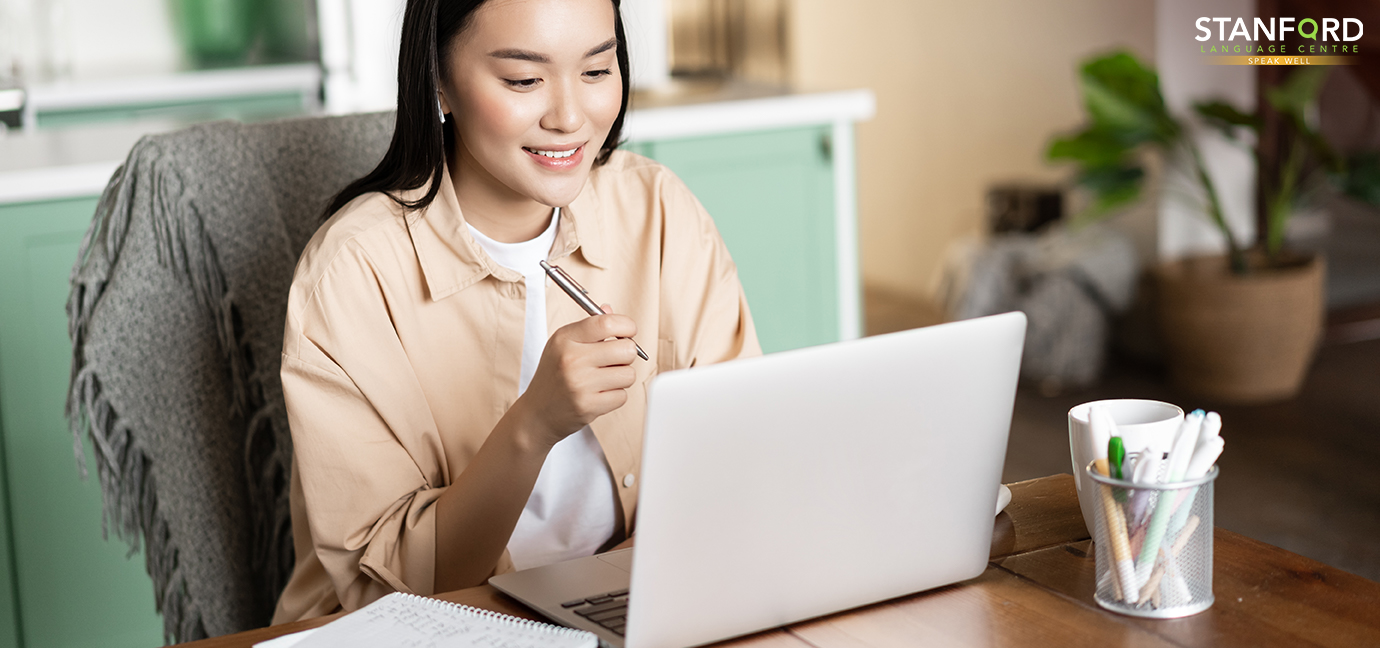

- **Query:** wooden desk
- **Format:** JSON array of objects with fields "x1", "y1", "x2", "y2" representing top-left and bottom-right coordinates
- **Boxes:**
[{"x1": 181, "y1": 474, "x2": 1380, "y2": 648}]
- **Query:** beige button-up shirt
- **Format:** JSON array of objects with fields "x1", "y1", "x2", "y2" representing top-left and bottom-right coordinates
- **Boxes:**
[{"x1": 272, "y1": 151, "x2": 761, "y2": 623}]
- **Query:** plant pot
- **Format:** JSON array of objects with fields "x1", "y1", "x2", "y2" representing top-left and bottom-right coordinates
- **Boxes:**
[
  {"x1": 1155, "y1": 252, "x2": 1325, "y2": 403},
  {"x1": 172, "y1": 0, "x2": 258, "y2": 67},
  {"x1": 261, "y1": 0, "x2": 316, "y2": 62}
]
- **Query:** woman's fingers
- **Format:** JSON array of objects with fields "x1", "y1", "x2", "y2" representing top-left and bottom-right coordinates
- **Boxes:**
[
  {"x1": 587, "y1": 337, "x2": 639, "y2": 368},
  {"x1": 562, "y1": 312, "x2": 638, "y2": 345},
  {"x1": 523, "y1": 313, "x2": 641, "y2": 442},
  {"x1": 585, "y1": 362, "x2": 637, "y2": 392}
]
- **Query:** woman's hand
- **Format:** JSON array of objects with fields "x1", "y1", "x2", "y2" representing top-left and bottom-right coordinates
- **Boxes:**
[
  {"x1": 434, "y1": 308, "x2": 636, "y2": 592},
  {"x1": 518, "y1": 306, "x2": 639, "y2": 447}
]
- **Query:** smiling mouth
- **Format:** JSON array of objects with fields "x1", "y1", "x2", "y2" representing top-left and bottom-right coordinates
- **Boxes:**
[{"x1": 523, "y1": 146, "x2": 580, "y2": 159}]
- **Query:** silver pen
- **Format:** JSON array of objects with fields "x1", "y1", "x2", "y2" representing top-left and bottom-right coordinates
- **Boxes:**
[{"x1": 540, "y1": 260, "x2": 649, "y2": 361}]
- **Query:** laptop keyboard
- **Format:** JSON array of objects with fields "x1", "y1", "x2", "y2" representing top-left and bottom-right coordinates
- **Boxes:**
[{"x1": 561, "y1": 589, "x2": 630, "y2": 636}]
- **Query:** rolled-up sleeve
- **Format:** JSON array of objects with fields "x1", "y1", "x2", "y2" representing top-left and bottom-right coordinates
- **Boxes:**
[{"x1": 280, "y1": 242, "x2": 446, "y2": 612}]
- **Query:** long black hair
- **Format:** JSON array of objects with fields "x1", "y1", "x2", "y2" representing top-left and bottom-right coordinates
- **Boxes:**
[{"x1": 322, "y1": 0, "x2": 631, "y2": 220}]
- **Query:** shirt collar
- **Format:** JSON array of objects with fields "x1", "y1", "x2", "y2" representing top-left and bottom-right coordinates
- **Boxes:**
[
  {"x1": 554, "y1": 171, "x2": 606, "y2": 270},
  {"x1": 407, "y1": 162, "x2": 607, "y2": 301}
]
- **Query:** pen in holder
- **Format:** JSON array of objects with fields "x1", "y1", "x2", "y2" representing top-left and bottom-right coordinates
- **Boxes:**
[{"x1": 1085, "y1": 461, "x2": 1217, "y2": 618}]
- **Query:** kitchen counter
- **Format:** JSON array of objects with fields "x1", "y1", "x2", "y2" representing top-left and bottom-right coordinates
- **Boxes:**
[{"x1": 0, "y1": 84, "x2": 873, "y2": 205}]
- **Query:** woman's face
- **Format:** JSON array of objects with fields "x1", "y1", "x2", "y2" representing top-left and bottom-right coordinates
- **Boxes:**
[{"x1": 439, "y1": 0, "x2": 622, "y2": 215}]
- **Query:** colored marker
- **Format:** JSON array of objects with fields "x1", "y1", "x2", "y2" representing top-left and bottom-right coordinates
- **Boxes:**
[
  {"x1": 1109, "y1": 436, "x2": 1128, "y2": 503},
  {"x1": 1127, "y1": 448, "x2": 1161, "y2": 526},
  {"x1": 1109, "y1": 437, "x2": 1126, "y2": 480},
  {"x1": 1135, "y1": 410, "x2": 1204, "y2": 587},
  {"x1": 1090, "y1": 406, "x2": 1137, "y2": 601}
]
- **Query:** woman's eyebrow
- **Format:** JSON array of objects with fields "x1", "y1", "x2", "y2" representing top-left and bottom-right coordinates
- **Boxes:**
[
  {"x1": 583, "y1": 37, "x2": 617, "y2": 58},
  {"x1": 489, "y1": 48, "x2": 549, "y2": 63},
  {"x1": 487, "y1": 38, "x2": 616, "y2": 63}
]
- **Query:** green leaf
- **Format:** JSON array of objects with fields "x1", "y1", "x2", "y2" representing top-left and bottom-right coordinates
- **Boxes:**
[
  {"x1": 1337, "y1": 152, "x2": 1380, "y2": 206},
  {"x1": 1194, "y1": 100, "x2": 1259, "y2": 140},
  {"x1": 1074, "y1": 163, "x2": 1145, "y2": 220},
  {"x1": 1050, "y1": 51, "x2": 1184, "y2": 224},
  {"x1": 1047, "y1": 128, "x2": 1132, "y2": 167},
  {"x1": 1266, "y1": 67, "x2": 1330, "y2": 117},
  {"x1": 1079, "y1": 51, "x2": 1177, "y2": 143},
  {"x1": 1080, "y1": 164, "x2": 1145, "y2": 193}
]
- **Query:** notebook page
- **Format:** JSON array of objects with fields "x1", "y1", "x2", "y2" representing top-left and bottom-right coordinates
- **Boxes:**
[{"x1": 293, "y1": 593, "x2": 597, "y2": 648}]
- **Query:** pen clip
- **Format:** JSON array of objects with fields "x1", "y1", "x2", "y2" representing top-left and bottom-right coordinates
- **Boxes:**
[{"x1": 552, "y1": 265, "x2": 590, "y2": 297}]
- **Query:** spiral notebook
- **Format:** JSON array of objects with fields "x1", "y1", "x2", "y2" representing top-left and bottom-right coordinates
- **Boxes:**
[{"x1": 256, "y1": 592, "x2": 597, "y2": 648}]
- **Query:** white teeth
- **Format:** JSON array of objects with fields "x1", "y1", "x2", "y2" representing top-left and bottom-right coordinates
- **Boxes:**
[{"x1": 529, "y1": 147, "x2": 577, "y2": 159}]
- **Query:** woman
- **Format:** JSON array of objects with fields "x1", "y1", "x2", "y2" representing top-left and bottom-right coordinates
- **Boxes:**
[{"x1": 272, "y1": 0, "x2": 759, "y2": 623}]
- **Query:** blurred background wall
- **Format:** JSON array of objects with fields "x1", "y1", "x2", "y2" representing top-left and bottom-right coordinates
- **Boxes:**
[
  {"x1": 788, "y1": 0, "x2": 1157, "y2": 309},
  {"x1": 5, "y1": 0, "x2": 1163, "y2": 311},
  {"x1": 0, "y1": 0, "x2": 181, "y2": 80}
]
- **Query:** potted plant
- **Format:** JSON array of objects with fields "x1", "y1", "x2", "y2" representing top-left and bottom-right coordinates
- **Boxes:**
[{"x1": 1047, "y1": 51, "x2": 1374, "y2": 402}]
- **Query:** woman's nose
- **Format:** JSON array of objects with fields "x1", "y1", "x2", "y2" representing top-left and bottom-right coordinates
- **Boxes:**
[{"x1": 540, "y1": 82, "x2": 584, "y2": 134}]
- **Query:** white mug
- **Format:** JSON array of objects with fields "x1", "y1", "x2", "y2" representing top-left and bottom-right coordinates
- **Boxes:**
[{"x1": 1068, "y1": 399, "x2": 1184, "y2": 534}]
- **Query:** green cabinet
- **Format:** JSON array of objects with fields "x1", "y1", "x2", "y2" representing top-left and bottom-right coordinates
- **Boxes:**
[
  {"x1": 0, "y1": 350, "x2": 15, "y2": 647},
  {"x1": 632, "y1": 125, "x2": 840, "y2": 353},
  {"x1": 0, "y1": 123, "x2": 852, "y2": 647},
  {"x1": 23, "y1": 65, "x2": 321, "y2": 132},
  {"x1": 36, "y1": 93, "x2": 310, "y2": 130},
  {"x1": 0, "y1": 198, "x2": 165, "y2": 648}
]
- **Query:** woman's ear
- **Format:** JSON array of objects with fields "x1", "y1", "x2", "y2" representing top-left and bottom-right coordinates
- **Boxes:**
[{"x1": 437, "y1": 90, "x2": 452, "y2": 118}]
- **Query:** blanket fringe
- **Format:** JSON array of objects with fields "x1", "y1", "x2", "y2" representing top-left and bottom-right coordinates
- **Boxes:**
[
  {"x1": 66, "y1": 368, "x2": 205, "y2": 643},
  {"x1": 66, "y1": 139, "x2": 292, "y2": 641}
]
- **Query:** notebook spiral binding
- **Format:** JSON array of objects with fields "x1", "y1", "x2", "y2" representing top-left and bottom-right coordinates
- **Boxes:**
[{"x1": 395, "y1": 592, "x2": 595, "y2": 639}]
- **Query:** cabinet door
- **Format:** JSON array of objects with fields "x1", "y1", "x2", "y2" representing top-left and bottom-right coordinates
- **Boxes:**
[
  {"x1": 636, "y1": 126, "x2": 839, "y2": 353},
  {"x1": 0, "y1": 351, "x2": 15, "y2": 648},
  {"x1": 0, "y1": 198, "x2": 164, "y2": 648}
]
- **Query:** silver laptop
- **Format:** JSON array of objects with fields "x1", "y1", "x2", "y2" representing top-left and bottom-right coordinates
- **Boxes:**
[{"x1": 490, "y1": 311, "x2": 1026, "y2": 648}]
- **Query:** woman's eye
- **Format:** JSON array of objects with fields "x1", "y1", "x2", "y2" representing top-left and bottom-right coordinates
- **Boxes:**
[
  {"x1": 584, "y1": 69, "x2": 612, "y2": 80},
  {"x1": 503, "y1": 78, "x2": 540, "y2": 89}
]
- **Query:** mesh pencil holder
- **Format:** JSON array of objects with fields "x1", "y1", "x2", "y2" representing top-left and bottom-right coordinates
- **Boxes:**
[{"x1": 1084, "y1": 461, "x2": 1217, "y2": 618}]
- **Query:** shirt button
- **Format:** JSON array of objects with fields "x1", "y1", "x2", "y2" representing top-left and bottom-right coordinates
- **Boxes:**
[{"x1": 622, "y1": 473, "x2": 636, "y2": 488}]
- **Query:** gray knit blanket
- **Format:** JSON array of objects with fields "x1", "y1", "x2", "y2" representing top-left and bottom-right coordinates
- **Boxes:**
[{"x1": 66, "y1": 112, "x2": 393, "y2": 642}]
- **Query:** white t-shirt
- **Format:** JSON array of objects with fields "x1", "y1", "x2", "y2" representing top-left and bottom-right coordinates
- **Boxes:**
[{"x1": 466, "y1": 208, "x2": 618, "y2": 570}]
